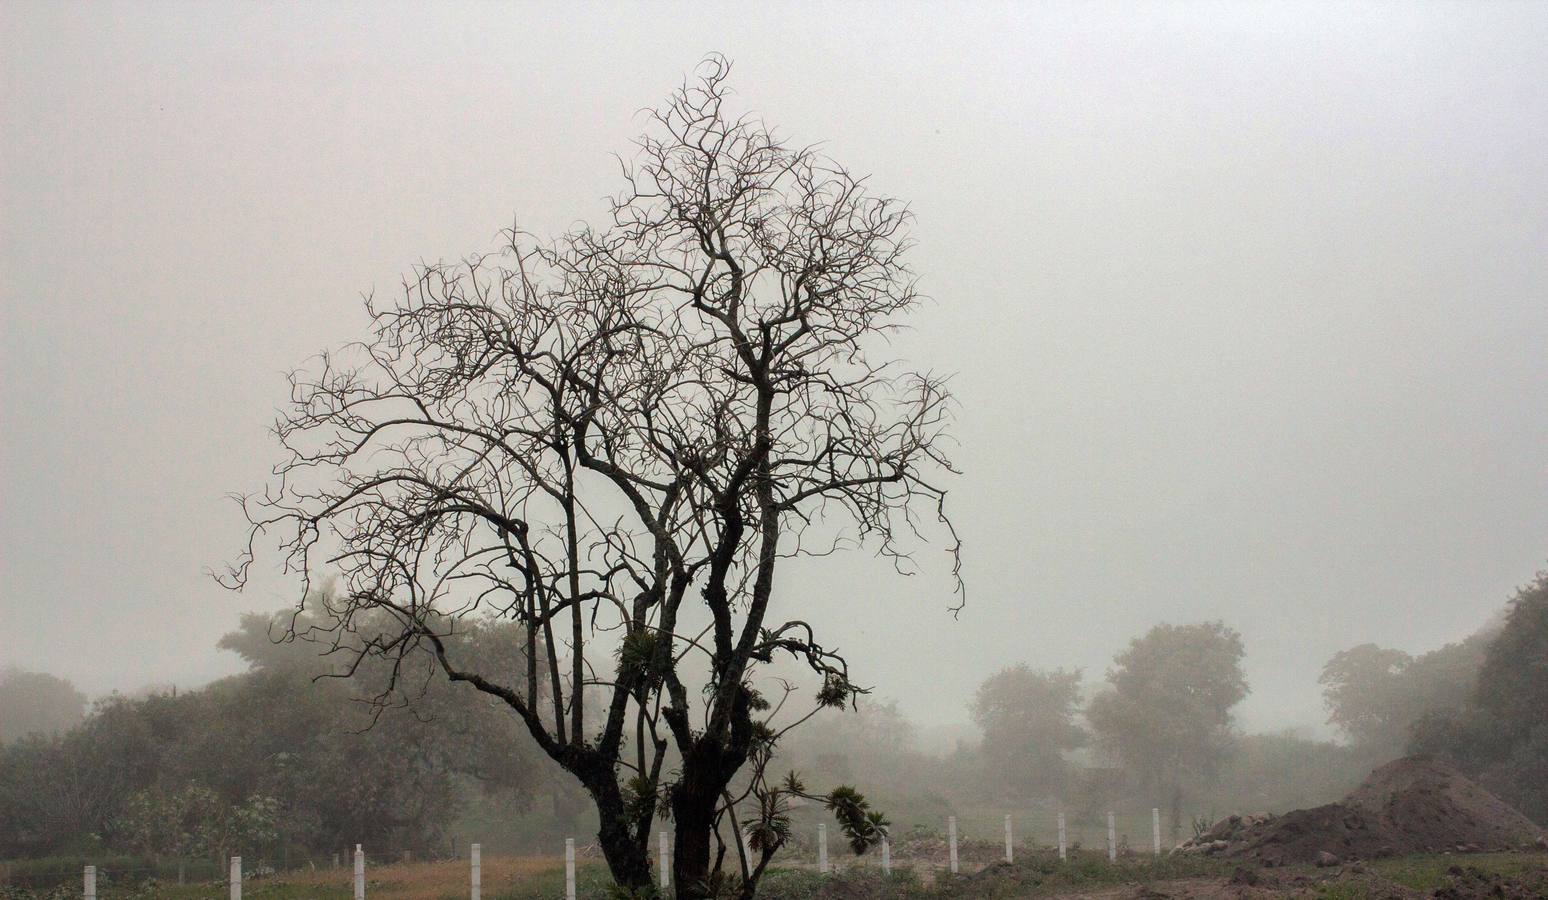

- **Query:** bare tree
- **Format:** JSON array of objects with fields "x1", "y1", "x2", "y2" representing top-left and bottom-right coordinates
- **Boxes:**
[{"x1": 225, "y1": 55, "x2": 960, "y2": 898}]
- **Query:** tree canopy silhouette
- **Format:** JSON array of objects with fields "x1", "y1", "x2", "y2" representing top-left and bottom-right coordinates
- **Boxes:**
[{"x1": 226, "y1": 55, "x2": 960, "y2": 897}]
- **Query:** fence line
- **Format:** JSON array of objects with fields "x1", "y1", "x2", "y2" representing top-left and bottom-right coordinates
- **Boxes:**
[
  {"x1": 947, "y1": 815, "x2": 959, "y2": 873},
  {"x1": 563, "y1": 837, "x2": 576, "y2": 900},
  {"x1": 56, "y1": 806, "x2": 1187, "y2": 898},
  {"x1": 658, "y1": 830, "x2": 670, "y2": 890}
]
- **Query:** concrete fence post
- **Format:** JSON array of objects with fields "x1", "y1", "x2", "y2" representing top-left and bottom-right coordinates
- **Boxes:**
[
  {"x1": 881, "y1": 836, "x2": 890, "y2": 875},
  {"x1": 659, "y1": 831, "x2": 670, "y2": 890},
  {"x1": 948, "y1": 815, "x2": 959, "y2": 874},
  {"x1": 564, "y1": 838, "x2": 576, "y2": 900},
  {"x1": 1106, "y1": 812, "x2": 1117, "y2": 862},
  {"x1": 229, "y1": 856, "x2": 241, "y2": 900},
  {"x1": 1152, "y1": 808, "x2": 1162, "y2": 855},
  {"x1": 818, "y1": 823, "x2": 829, "y2": 873},
  {"x1": 470, "y1": 843, "x2": 480, "y2": 900},
  {"x1": 1057, "y1": 811, "x2": 1067, "y2": 862},
  {"x1": 83, "y1": 865, "x2": 96, "y2": 900},
  {"x1": 1004, "y1": 814, "x2": 1014, "y2": 863},
  {"x1": 353, "y1": 844, "x2": 364, "y2": 900}
]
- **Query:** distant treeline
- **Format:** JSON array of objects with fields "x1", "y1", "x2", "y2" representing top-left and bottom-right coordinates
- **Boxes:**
[
  {"x1": 2, "y1": 570, "x2": 1544, "y2": 863},
  {"x1": 0, "y1": 613, "x2": 549, "y2": 861},
  {"x1": 773, "y1": 568, "x2": 1548, "y2": 835}
]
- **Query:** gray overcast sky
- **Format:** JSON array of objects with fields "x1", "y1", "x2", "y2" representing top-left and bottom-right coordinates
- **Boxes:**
[{"x1": 2, "y1": 1, "x2": 1545, "y2": 737}]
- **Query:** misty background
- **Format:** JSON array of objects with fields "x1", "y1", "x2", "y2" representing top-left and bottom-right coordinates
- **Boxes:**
[{"x1": 2, "y1": 1, "x2": 1545, "y2": 744}]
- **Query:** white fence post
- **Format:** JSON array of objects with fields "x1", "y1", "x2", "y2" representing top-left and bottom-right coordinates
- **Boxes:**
[
  {"x1": 659, "y1": 831, "x2": 670, "y2": 890},
  {"x1": 1152, "y1": 808, "x2": 1161, "y2": 855},
  {"x1": 1057, "y1": 811, "x2": 1067, "y2": 862},
  {"x1": 83, "y1": 865, "x2": 96, "y2": 900},
  {"x1": 229, "y1": 856, "x2": 241, "y2": 900},
  {"x1": 818, "y1": 823, "x2": 829, "y2": 873},
  {"x1": 1004, "y1": 814, "x2": 1013, "y2": 863},
  {"x1": 470, "y1": 843, "x2": 480, "y2": 900},
  {"x1": 881, "y1": 836, "x2": 890, "y2": 875},
  {"x1": 1106, "y1": 812, "x2": 1117, "y2": 862},
  {"x1": 564, "y1": 838, "x2": 576, "y2": 900},
  {"x1": 948, "y1": 815, "x2": 958, "y2": 874},
  {"x1": 353, "y1": 844, "x2": 364, "y2": 900}
]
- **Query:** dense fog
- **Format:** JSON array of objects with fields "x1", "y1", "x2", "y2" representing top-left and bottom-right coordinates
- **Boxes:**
[{"x1": 1, "y1": 3, "x2": 1544, "y2": 896}]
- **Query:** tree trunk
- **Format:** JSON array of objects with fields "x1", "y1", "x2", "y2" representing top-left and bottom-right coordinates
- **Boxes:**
[
  {"x1": 583, "y1": 769, "x2": 655, "y2": 894},
  {"x1": 671, "y1": 793, "x2": 718, "y2": 899},
  {"x1": 669, "y1": 760, "x2": 736, "y2": 900},
  {"x1": 594, "y1": 825, "x2": 652, "y2": 895}
]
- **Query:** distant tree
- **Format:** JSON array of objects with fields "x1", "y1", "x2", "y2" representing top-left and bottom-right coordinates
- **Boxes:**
[
  {"x1": 969, "y1": 665, "x2": 1085, "y2": 797},
  {"x1": 1209, "y1": 730, "x2": 1369, "y2": 817},
  {"x1": 203, "y1": 609, "x2": 546, "y2": 852},
  {"x1": 0, "y1": 668, "x2": 87, "y2": 744},
  {"x1": 1471, "y1": 571, "x2": 1548, "y2": 737},
  {"x1": 0, "y1": 611, "x2": 549, "y2": 859},
  {"x1": 1412, "y1": 569, "x2": 1548, "y2": 824},
  {"x1": 1320, "y1": 634, "x2": 1489, "y2": 757},
  {"x1": 1086, "y1": 622, "x2": 1247, "y2": 823},
  {"x1": 224, "y1": 55, "x2": 959, "y2": 898},
  {"x1": 117, "y1": 784, "x2": 278, "y2": 862},
  {"x1": 1318, "y1": 644, "x2": 1413, "y2": 750},
  {"x1": 0, "y1": 693, "x2": 152, "y2": 858},
  {"x1": 0, "y1": 732, "x2": 113, "y2": 857},
  {"x1": 117, "y1": 783, "x2": 217, "y2": 860},
  {"x1": 779, "y1": 696, "x2": 917, "y2": 782}
]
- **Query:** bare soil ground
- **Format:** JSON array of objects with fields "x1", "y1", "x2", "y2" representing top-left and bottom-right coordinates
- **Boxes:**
[
  {"x1": 944, "y1": 853, "x2": 1548, "y2": 898},
  {"x1": 1174, "y1": 757, "x2": 1546, "y2": 867}
]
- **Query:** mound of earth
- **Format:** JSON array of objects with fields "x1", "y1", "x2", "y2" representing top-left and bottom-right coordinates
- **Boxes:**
[
  {"x1": 1346, "y1": 756, "x2": 1545, "y2": 853},
  {"x1": 1174, "y1": 756, "x2": 1546, "y2": 866},
  {"x1": 1234, "y1": 802, "x2": 1402, "y2": 867}
]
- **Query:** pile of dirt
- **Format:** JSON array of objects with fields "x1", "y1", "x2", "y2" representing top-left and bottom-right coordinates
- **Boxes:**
[
  {"x1": 1234, "y1": 802, "x2": 1401, "y2": 867},
  {"x1": 1180, "y1": 811, "x2": 1279, "y2": 853},
  {"x1": 1346, "y1": 756, "x2": 1545, "y2": 853},
  {"x1": 1174, "y1": 756, "x2": 1546, "y2": 866}
]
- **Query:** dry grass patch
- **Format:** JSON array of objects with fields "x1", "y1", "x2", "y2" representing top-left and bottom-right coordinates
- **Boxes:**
[{"x1": 272, "y1": 855, "x2": 567, "y2": 900}]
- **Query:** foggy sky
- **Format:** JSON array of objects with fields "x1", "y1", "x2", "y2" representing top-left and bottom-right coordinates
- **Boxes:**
[{"x1": 3, "y1": 1, "x2": 1545, "y2": 739}]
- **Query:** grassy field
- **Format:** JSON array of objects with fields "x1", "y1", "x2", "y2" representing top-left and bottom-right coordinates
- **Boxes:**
[
  {"x1": 5, "y1": 850, "x2": 1545, "y2": 898},
  {"x1": 1364, "y1": 851, "x2": 1548, "y2": 892},
  {"x1": 3, "y1": 855, "x2": 592, "y2": 899},
  {"x1": 0, "y1": 853, "x2": 1222, "y2": 899}
]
